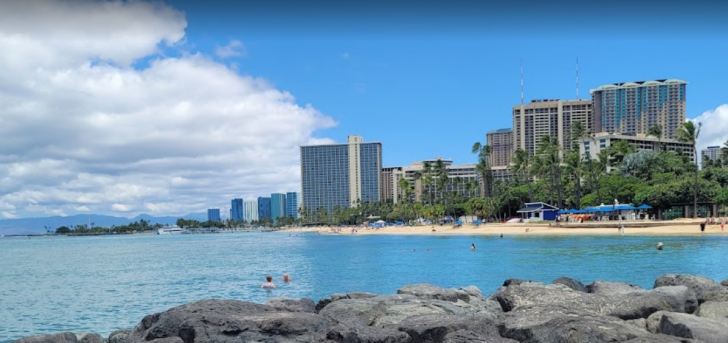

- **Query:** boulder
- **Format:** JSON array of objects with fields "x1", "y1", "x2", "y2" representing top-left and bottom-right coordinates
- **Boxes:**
[
  {"x1": 652, "y1": 286, "x2": 699, "y2": 314},
  {"x1": 721, "y1": 280, "x2": 728, "y2": 287},
  {"x1": 457, "y1": 286, "x2": 483, "y2": 299},
  {"x1": 13, "y1": 333, "x2": 77, "y2": 343},
  {"x1": 552, "y1": 276, "x2": 588, "y2": 292},
  {"x1": 325, "y1": 315, "x2": 411, "y2": 343},
  {"x1": 587, "y1": 280, "x2": 644, "y2": 294},
  {"x1": 397, "y1": 284, "x2": 465, "y2": 303},
  {"x1": 696, "y1": 301, "x2": 728, "y2": 320},
  {"x1": 654, "y1": 274, "x2": 723, "y2": 303},
  {"x1": 622, "y1": 335, "x2": 702, "y2": 342},
  {"x1": 266, "y1": 297, "x2": 316, "y2": 313},
  {"x1": 107, "y1": 330, "x2": 130, "y2": 343},
  {"x1": 125, "y1": 299, "x2": 329, "y2": 343},
  {"x1": 315, "y1": 292, "x2": 377, "y2": 312},
  {"x1": 498, "y1": 304, "x2": 651, "y2": 343},
  {"x1": 75, "y1": 333, "x2": 102, "y2": 343},
  {"x1": 703, "y1": 289, "x2": 728, "y2": 302},
  {"x1": 398, "y1": 314, "x2": 516, "y2": 343},
  {"x1": 648, "y1": 311, "x2": 728, "y2": 343}
]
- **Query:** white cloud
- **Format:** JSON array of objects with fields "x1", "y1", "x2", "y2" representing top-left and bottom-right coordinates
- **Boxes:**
[
  {"x1": 0, "y1": 0, "x2": 336, "y2": 219},
  {"x1": 1, "y1": 212, "x2": 19, "y2": 219},
  {"x1": 215, "y1": 39, "x2": 246, "y2": 59},
  {"x1": 342, "y1": 52, "x2": 350, "y2": 59},
  {"x1": 694, "y1": 104, "x2": 728, "y2": 156}
]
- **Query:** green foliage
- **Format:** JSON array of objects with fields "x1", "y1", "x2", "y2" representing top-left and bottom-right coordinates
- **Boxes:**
[{"x1": 55, "y1": 226, "x2": 71, "y2": 234}]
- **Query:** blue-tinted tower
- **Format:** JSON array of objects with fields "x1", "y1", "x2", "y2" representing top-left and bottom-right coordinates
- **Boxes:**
[
  {"x1": 207, "y1": 208, "x2": 221, "y2": 222},
  {"x1": 231, "y1": 198, "x2": 243, "y2": 221}
]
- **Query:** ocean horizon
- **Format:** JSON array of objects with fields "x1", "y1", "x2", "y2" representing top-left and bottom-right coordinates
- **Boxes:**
[{"x1": 1, "y1": 232, "x2": 726, "y2": 342}]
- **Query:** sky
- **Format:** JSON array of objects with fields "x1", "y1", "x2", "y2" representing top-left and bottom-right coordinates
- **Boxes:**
[{"x1": 1, "y1": 0, "x2": 727, "y2": 219}]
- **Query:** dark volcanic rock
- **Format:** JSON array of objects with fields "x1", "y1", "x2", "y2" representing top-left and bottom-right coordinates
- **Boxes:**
[
  {"x1": 498, "y1": 304, "x2": 651, "y2": 343},
  {"x1": 587, "y1": 280, "x2": 644, "y2": 294},
  {"x1": 696, "y1": 301, "x2": 728, "y2": 320},
  {"x1": 397, "y1": 284, "x2": 465, "y2": 303},
  {"x1": 622, "y1": 335, "x2": 701, "y2": 342},
  {"x1": 721, "y1": 280, "x2": 728, "y2": 287},
  {"x1": 315, "y1": 292, "x2": 377, "y2": 312},
  {"x1": 649, "y1": 311, "x2": 728, "y2": 343},
  {"x1": 502, "y1": 279, "x2": 531, "y2": 287},
  {"x1": 398, "y1": 313, "x2": 515, "y2": 343},
  {"x1": 326, "y1": 316, "x2": 411, "y2": 343},
  {"x1": 107, "y1": 330, "x2": 130, "y2": 343},
  {"x1": 75, "y1": 333, "x2": 102, "y2": 343},
  {"x1": 126, "y1": 299, "x2": 329, "y2": 343},
  {"x1": 552, "y1": 276, "x2": 587, "y2": 292},
  {"x1": 266, "y1": 297, "x2": 316, "y2": 313},
  {"x1": 13, "y1": 333, "x2": 77, "y2": 343},
  {"x1": 655, "y1": 274, "x2": 724, "y2": 303}
]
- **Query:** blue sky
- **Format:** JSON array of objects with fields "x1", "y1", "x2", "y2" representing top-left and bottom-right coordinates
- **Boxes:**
[{"x1": 1, "y1": 0, "x2": 727, "y2": 219}]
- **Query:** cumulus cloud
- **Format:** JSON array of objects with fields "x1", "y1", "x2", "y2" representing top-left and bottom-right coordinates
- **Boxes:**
[
  {"x1": 694, "y1": 104, "x2": 728, "y2": 158},
  {"x1": 215, "y1": 39, "x2": 246, "y2": 59},
  {"x1": 0, "y1": 0, "x2": 336, "y2": 219}
]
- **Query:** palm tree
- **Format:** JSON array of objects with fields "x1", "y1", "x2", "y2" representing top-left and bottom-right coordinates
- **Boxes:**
[
  {"x1": 570, "y1": 121, "x2": 588, "y2": 152},
  {"x1": 607, "y1": 140, "x2": 635, "y2": 169},
  {"x1": 565, "y1": 151, "x2": 585, "y2": 209},
  {"x1": 647, "y1": 124, "x2": 663, "y2": 151},
  {"x1": 472, "y1": 142, "x2": 492, "y2": 198},
  {"x1": 536, "y1": 136, "x2": 564, "y2": 208},
  {"x1": 511, "y1": 148, "x2": 533, "y2": 202},
  {"x1": 422, "y1": 161, "x2": 434, "y2": 205},
  {"x1": 398, "y1": 178, "x2": 413, "y2": 222},
  {"x1": 676, "y1": 121, "x2": 702, "y2": 218}
]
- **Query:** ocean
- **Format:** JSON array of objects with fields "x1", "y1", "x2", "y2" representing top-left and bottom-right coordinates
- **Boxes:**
[{"x1": 1, "y1": 232, "x2": 726, "y2": 342}]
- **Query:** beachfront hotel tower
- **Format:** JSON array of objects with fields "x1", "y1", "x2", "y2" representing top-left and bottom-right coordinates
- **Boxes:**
[
  {"x1": 207, "y1": 208, "x2": 221, "y2": 222},
  {"x1": 590, "y1": 79, "x2": 687, "y2": 140},
  {"x1": 286, "y1": 192, "x2": 299, "y2": 219},
  {"x1": 486, "y1": 128, "x2": 514, "y2": 167},
  {"x1": 257, "y1": 197, "x2": 271, "y2": 220},
  {"x1": 230, "y1": 198, "x2": 243, "y2": 221},
  {"x1": 300, "y1": 135, "x2": 382, "y2": 215},
  {"x1": 244, "y1": 199, "x2": 259, "y2": 222},
  {"x1": 271, "y1": 193, "x2": 286, "y2": 224},
  {"x1": 513, "y1": 99, "x2": 593, "y2": 157}
]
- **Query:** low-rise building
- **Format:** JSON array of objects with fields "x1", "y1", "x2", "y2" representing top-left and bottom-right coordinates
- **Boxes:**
[
  {"x1": 701, "y1": 146, "x2": 722, "y2": 165},
  {"x1": 580, "y1": 132, "x2": 694, "y2": 172},
  {"x1": 391, "y1": 158, "x2": 479, "y2": 204}
]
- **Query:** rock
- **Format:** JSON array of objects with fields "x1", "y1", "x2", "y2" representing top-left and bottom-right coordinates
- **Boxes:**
[
  {"x1": 721, "y1": 280, "x2": 728, "y2": 287},
  {"x1": 126, "y1": 299, "x2": 329, "y2": 343},
  {"x1": 654, "y1": 274, "x2": 723, "y2": 303},
  {"x1": 703, "y1": 289, "x2": 728, "y2": 302},
  {"x1": 315, "y1": 292, "x2": 377, "y2": 312},
  {"x1": 622, "y1": 334, "x2": 702, "y2": 342},
  {"x1": 587, "y1": 280, "x2": 644, "y2": 294},
  {"x1": 398, "y1": 314, "x2": 516, "y2": 343},
  {"x1": 13, "y1": 333, "x2": 77, "y2": 343},
  {"x1": 75, "y1": 333, "x2": 102, "y2": 343},
  {"x1": 494, "y1": 281, "x2": 597, "y2": 313},
  {"x1": 552, "y1": 276, "x2": 588, "y2": 292},
  {"x1": 498, "y1": 304, "x2": 651, "y2": 343},
  {"x1": 107, "y1": 330, "x2": 130, "y2": 343},
  {"x1": 696, "y1": 301, "x2": 728, "y2": 320},
  {"x1": 457, "y1": 286, "x2": 483, "y2": 299},
  {"x1": 626, "y1": 318, "x2": 647, "y2": 330},
  {"x1": 652, "y1": 286, "x2": 699, "y2": 314},
  {"x1": 649, "y1": 311, "x2": 728, "y2": 343},
  {"x1": 266, "y1": 297, "x2": 316, "y2": 313},
  {"x1": 326, "y1": 319, "x2": 411, "y2": 343},
  {"x1": 397, "y1": 284, "x2": 465, "y2": 303}
]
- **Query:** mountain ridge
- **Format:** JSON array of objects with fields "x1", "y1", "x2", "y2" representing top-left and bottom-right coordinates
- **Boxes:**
[{"x1": 0, "y1": 213, "x2": 208, "y2": 235}]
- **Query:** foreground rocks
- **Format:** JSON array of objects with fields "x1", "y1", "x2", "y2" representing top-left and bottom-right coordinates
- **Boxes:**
[{"x1": 13, "y1": 274, "x2": 728, "y2": 343}]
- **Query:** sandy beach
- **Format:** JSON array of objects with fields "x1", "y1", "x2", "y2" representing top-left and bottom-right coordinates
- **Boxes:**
[{"x1": 282, "y1": 219, "x2": 728, "y2": 236}]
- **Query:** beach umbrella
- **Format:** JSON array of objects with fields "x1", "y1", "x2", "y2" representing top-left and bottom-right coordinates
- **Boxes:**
[
  {"x1": 558, "y1": 209, "x2": 566, "y2": 214},
  {"x1": 567, "y1": 208, "x2": 577, "y2": 214},
  {"x1": 637, "y1": 204, "x2": 652, "y2": 209}
]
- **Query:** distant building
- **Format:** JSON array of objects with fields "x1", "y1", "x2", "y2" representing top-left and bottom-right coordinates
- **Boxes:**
[
  {"x1": 285, "y1": 192, "x2": 299, "y2": 219},
  {"x1": 257, "y1": 197, "x2": 271, "y2": 220},
  {"x1": 271, "y1": 193, "x2": 287, "y2": 223},
  {"x1": 487, "y1": 128, "x2": 513, "y2": 167},
  {"x1": 244, "y1": 199, "x2": 259, "y2": 222},
  {"x1": 380, "y1": 166, "x2": 401, "y2": 201},
  {"x1": 300, "y1": 135, "x2": 382, "y2": 215},
  {"x1": 207, "y1": 208, "x2": 221, "y2": 222},
  {"x1": 513, "y1": 99, "x2": 593, "y2": 157},
  {"x1": 580, "y1": 132, "x2": 695, "y2": 172},
  {"x1": 491, "y1": 165, "x2": 512, "y2": 182},
  {"x1": 701, "y1": 146, "x2": 721, "y2": 165},
  {"x1": 391, "y1": 158, "x2": 479, "y2": 204},
  {"x1": 230, "y1": 198, "x2": 243, "y2": 221},
  {"x1": 590, "y1": 79, "x2": 687, "y2": 140}
]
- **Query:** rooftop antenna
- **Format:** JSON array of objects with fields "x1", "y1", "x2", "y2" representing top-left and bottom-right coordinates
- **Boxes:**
[
  {"x1": 576, "y1": 57, "x2": 580, "y2": 100},
  {"x1": 520, "y1": 59, "x2": 524, "y2": 105}
]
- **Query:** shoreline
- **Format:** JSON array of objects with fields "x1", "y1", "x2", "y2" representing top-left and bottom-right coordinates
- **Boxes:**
[{"x1": 282, "y1": 219, "x2": 728, "y2": 237}]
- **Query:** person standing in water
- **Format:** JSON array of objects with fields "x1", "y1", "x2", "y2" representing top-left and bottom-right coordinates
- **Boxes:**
[
  {"x1": 261, "y1": 275, "x2": 276, "y2": 289},
  {"x1": 471, "y1": 243, "x2": 475, "y2": 251},
  {"x1": 282, "y1": 274, "x2": 292, "y2": 282}
]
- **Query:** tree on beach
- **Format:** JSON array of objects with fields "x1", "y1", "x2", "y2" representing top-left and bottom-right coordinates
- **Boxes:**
[
  {"x1": 511, "y1": 148, "x2": 533, "y2": 202},
  {"x1": 676, "y1": 120, "x2": 702, "y2": 218},
  {"x1": 534, "y1": 136, "x2": 564, "y2": 208},
  {"x1": 647, "y1": 124, "x2": 663, "y2": 151},
  {"x1": 471, "y1": 141, "x2": 492, "y2": 198}
]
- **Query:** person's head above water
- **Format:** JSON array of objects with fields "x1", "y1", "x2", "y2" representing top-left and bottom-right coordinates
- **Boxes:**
[{"x1": 266, "y1": 275, "x2": 272, "y2": 282}]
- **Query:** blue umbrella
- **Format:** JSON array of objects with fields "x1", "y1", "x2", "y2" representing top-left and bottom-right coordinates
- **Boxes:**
[{"x1": 637, "y1": 204, "x2": 652, "y2": 209}]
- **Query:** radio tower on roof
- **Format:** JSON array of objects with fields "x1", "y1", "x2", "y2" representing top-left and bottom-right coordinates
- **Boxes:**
[
  {"x1": 520, "y1": 59, "x2": 524, "y2": 105},
  {"x1": 576, "y1": 57, "x2": 580, "y2": 100}
]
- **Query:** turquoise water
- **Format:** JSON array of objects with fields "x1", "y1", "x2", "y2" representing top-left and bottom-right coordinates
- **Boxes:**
[{"x1": 1, "y1": 232, "x2": 727, "y2": 342}]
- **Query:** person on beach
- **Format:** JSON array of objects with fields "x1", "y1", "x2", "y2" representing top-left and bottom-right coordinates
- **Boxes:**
[
  {"x1": 471, "y1": 243, "x2": 475, "y2": 251},
  {"x1": 722, "y1": 217, "x2": 725, "y2": 232},
  {"x1": 262, "y1": 275, "x2": 276, "y2": 289},
  {"x1": 282, "y1": 273, "x2": 292, "y2": 282}
]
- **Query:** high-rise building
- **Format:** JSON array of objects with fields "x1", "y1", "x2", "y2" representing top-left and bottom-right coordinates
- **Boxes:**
[
  {"x1": 702, "y1": 146, "x2": 722, "y2": 165},
  {"x1": 380, "y1": 167, "x2": 401, "y2": 201},
  {"x1": 391, "y1": 158, "x2": 479, "y2": 204},
  {"x1": 300, "y1": 135, "x2": 382, "y2": 215},
  {"x1": 230, "y1": 198, "x2": 243, "y2": 221},
  {"x1": 513, "y1": 99, "x2": 592, "y2": 156},
  {"x1": 207, "y1": 208, "x2": 220, "y2": 222},
  {"x1": 257, "y1": 197, "x2": 271, "y2": 220},
  {"x1": 486, "y1": 128, "x2": 514, "y2": 167},
  {"x1": 591, "y1": 79, "x2": 687, "y2": 140},
  {"x1": 580, "y1": 132, "x2": 695, "y2": 172},
  {"x1": 271, "y1": 193, "x2": 287, "y2": 223},
  {"x1": 244, "y1": 199, "x2": 258, "y2": 222},
  {"x1": 285, "y1": 192, "x2": 299, "y2": 219}
]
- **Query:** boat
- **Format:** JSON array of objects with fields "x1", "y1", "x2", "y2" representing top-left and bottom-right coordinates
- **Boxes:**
[{"x1": 157, "y1": 225, "x2": 185, "y2": 235}]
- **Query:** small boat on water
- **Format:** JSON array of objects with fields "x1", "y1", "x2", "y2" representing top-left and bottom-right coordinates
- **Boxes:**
[{"x1": 157, "y1": 225, "x2": 185, "y2": 235}]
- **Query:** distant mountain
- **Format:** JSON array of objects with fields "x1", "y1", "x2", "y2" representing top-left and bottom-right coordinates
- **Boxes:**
[{"x1": 0, "y1": 213, "x2": 207, "y2": 235}]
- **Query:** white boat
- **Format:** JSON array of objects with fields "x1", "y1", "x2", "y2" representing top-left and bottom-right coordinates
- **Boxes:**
[{"x1": 157, "y1": 226, "x2": 185, "y2": 235}]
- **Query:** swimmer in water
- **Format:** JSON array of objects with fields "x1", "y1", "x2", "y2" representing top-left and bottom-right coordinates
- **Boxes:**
[
  {"x1": 471, "y1": 243, "x2": 475, "y2": 251},
  {"x1": 261, "y1": 275, "x2": 276, "y2": 289},
  {"x1": 657, "y1": 242, "x2": 663, "y2": 251},
  {"x1": 282, "y1": 273, "x2": 292, "y2": 282},
  {"x1": 500, "y1": 233, "x2": 503, "y2": 238}
]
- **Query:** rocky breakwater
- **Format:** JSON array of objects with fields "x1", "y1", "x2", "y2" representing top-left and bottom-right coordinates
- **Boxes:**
[{"x1": 13, "y1": 274, "x2": 728, "y2": 343}]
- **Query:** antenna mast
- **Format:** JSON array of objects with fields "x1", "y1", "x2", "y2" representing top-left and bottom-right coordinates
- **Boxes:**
[
  {"x1": 520, "y1": 59, "x2": 524, "y2": 105},
  {"x1": 576, "y1": 57, "x2": 580, "y2": 100}
]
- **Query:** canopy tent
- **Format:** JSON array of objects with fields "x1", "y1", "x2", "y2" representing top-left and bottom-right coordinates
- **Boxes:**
[
  {"x1": 375, "y1": 220, "x2": 386, "y2": 224},
  {"x1": 636, "y1": 204, "x2": 652, "y2": 210},
  {"x1": 558, "y1": 209, "x2": 567, "y2": 214}
]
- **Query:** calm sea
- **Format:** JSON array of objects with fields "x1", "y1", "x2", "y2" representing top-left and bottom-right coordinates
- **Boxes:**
[{"x1": 1, "y1": 232, "x2": 727, "y2": 342}]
